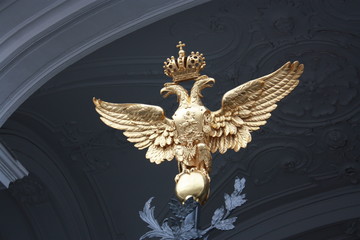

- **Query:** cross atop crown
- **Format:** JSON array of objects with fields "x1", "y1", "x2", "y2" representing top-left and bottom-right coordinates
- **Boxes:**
[
  {"x1": 163, "y1": 41, "x2": 206, "y2": 83},
  {"x1": 176, "y1": 41, "x2": 186, "y2": 50}
]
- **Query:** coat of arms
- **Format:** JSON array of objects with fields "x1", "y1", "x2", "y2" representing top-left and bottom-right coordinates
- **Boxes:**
[{"x1": 93, "y1": 41, "x2": 304, "y2": 204}]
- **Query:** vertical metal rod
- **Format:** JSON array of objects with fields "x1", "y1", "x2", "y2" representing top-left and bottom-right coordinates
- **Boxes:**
[
  {"x1": 194, "y1": 203, "x2": 200, "y2": 230},
  {"x1": 193, "y1": 202, "x2": 201, "y2": 239}
]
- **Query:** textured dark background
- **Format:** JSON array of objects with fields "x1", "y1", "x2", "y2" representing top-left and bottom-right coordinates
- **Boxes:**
[{"x1": 1, "y1": 0, "x2": 360, "y2": 239}]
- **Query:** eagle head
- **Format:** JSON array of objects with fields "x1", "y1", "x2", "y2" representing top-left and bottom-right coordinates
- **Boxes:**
[
  {"x1": 161, "y1": 83, "x2": 179, "y2": 98},
  {"x1": 160, "y1": 83, "x2": 189, "y2": 104},
  {"x1": 193, "y1": 76, "x2": 215, "y2": 98}
]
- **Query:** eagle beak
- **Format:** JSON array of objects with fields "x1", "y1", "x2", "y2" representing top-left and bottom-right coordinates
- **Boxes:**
[
  {"x1": 160, "y1": 87, "x2": 171, "y2": 98},
  {"x1": 204, "y1": 78, "x2": 215, "y2": 88}
]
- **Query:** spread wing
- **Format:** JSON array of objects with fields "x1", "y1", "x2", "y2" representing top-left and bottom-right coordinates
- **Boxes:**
[
  {"x1": 206, "y1": 61, "x2": 304, "y2": 154},
  {"x1": 93, "y1": 98, "x2": 177, "y2": 164}
]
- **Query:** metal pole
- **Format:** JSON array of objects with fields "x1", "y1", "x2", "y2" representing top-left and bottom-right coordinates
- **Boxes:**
[{"x1": 193, "y1": 202, "x2": 201, "y2": 240}]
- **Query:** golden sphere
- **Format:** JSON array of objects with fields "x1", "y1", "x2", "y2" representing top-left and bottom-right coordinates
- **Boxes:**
[{"x1": 175, "y1": 170, "x2": 210, "y2": 205}]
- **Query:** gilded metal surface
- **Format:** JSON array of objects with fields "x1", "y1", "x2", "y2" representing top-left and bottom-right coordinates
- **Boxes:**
[
  {"x1": 93, "y1": 41, "x2": 304, "y2": 204},
  {"x1": 163, "y1": 41, "x2": 206, "y2": 83},
  {"x1": 175, "y1": 170, "x2": 209, "y2": 204}
]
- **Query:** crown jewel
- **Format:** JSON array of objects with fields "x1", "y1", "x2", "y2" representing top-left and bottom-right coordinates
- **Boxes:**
[{"x1": 163, "y1": 41, "x2": 206, "y2": 82}]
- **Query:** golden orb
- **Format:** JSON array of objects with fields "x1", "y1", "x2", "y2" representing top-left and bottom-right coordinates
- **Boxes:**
[{"x1": 175, "y1": 170, "x2": 210, "y2": 205}]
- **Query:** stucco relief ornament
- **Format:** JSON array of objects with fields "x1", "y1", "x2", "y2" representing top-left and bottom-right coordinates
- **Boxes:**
[{"x1": 93, "y1": 41, "x2": 304, "y2": 205}]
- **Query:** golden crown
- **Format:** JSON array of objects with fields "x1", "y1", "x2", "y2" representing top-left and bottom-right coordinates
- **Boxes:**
[{"x1": 163, "y1": 41, "x2": 206, "y2": 82}]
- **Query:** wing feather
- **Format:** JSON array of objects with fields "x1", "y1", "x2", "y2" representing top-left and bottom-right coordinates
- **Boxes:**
[
  {"x1": 208, "y1": 61, "x2": 303, "y2": 153},
  {"x1": 93, "y1": 98, "x2": 176, "y2": 164},
  {"x1": 135, "y1": 140, "x2": 152, "y2": 150}
]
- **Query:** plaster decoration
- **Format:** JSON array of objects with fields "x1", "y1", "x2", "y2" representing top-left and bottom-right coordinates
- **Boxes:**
[
  {"x1": 244, "y1": 139, "x2": 312, "y2": 186},
  {"x1": 242, "y1": 42, "x2": 360, "y2": 129},
  {"x1": 310, "y1": 0, "x2": 360, "y2": 29},
  {"x1": 207, "y1": 126, "x2": 314, "y2": 179},
  {"x1": 213, "y1": 186, "x2": 360, "y2": 240},
  {"x1": 254, "y1": 0, "x2": 312, "y2": 44},
  {"x1": 0, "y1": 0, "x2": 66, "y2": 62},
  {"x1": 317, "y1": 121, "x2": 360, "y2": 185},
  {"x1": 210, "y1": 152, "x2": 231, "y2": 178},
  {"x1": 168, "y1": 14, "x2": 244, "y2": 65},
  {"x1": 0, "y1": 0, "x2": 17, "y2": 12},
  {"x1": 211, "y1": 117, "x2": 360, "y2": 192},
  {"x1": 324, "y1": 128, "x2": 348, "y2": 150},
  {"x1": 338, "y1": 163, "x2": 360, "y2": 185},
  {"x1": 56, "y1": 121, "x2": 132, "y2": 172},
  {"x1": 203, "y1": 118, "x2": 360, "y2": 228},
  {"x1": 285, "y1": 217, "x2": 360, "y2": 239},
  {"x1": 344, "y1": 218, "x2": 360, "y2": 239},
  {"x1": 34, "y1": 72, "x2": 167, "y2": 97},
  {"x1": 31, "y1": 13, "x2": 249, "y2": 95},
  {"x1": 1, "y1": 0, "x2": 360, "y2": 238},
  {"x1": 319, "y1": 121, "x2": 360, "y2": 156},
  {"x1": 6, "y1": 111, "x2": 178, "y2": 239},
  {"x1": 0, "y1": 141, "x2": 28, "y2": 188},
  {"x1": 9, "y1": 175, "x2": 49, "y2": 205},
  {"x1": 306, "y1": 1, "x2": 360, "y2": 55},
  {"x1": 52, "y1": 121, "x2": 138, "y2": 238},
  {"x1": 61, "y1": 126, "x2": 130, "y2": 238},
  {"x1": 0, "y1": 0, "x2": 209, "y2": 126},
  {"x1": 31, "y1": 0, "x2": 262, "y2": 96},
  {"x1": 0, "y1": 126, "x2": 107, "y2": 239}
]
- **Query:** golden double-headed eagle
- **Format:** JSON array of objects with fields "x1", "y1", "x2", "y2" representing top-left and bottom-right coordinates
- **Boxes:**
[{"x1": 93, "y1": 41, "x2": 304, "y2": 204}]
